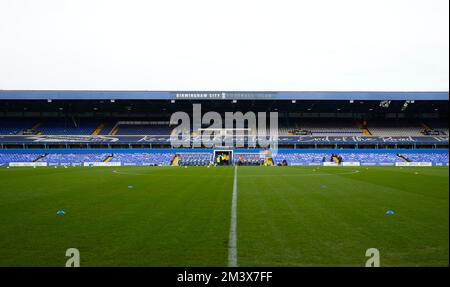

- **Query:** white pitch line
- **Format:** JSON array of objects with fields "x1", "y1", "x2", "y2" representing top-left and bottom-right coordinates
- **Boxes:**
[{"x1": 228, "y1": 165, "x2": 238, "y2": 267}]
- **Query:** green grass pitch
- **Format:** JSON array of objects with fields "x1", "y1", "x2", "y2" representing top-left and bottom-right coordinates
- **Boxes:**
[{"x1": 0, "y1": 166, "x2": 448, "y2": 266}]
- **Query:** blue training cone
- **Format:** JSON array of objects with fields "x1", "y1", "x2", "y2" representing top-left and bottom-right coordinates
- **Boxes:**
[{"x1": 386, "y1": 210, "x2": 394, "y2": 215}]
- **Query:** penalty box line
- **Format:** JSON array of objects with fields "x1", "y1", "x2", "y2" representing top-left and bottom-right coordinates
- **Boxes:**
[{"x1": 228, "y1": 165, "x2": 238, "y2": 267}]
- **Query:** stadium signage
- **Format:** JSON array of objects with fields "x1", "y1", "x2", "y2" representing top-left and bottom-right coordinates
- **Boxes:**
[
  {"x1": 174, "y1": 92, "x2": 274, "y2": 100},
  {"x1": 83, "y1": 162, "x2": 121, "y2": 167},
  {"x1": 395, "y1": 162, "x2": 433, "y2": 167},
  {"x1": 289, "y1": 136, "x2": 449, "y2": 143},
  {"x1": 342, "y1": 162, "x2": 361, "y2": 166},
  {"x1": 0, "y1": 135, "x2": 447, "y2": 144},
  {"x1": 1, "y1": 91, "x2": 447, "y2": 100},
  {"x1": 9, "y1": 162, "x2": 47, "y2": 167},
  {"x1": 17, "y1": 135, "x2": 120, "y2": 143}
]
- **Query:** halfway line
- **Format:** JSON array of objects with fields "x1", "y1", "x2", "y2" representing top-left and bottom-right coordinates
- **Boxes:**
[{"x1": 228, "y1": 165, "x2": 238, "y2": 267}]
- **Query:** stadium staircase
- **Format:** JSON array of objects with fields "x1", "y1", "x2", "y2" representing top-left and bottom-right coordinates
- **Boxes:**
[
  {"x1": 31, "y1": 122, "x2": 42, "y2": 130},
  {"x1": 397, "y1": 154, "x2": 410, "y2": 162},
  {"x1": 103, "y1": 154, "x2": 113, "y2": 162},
  {"x1": 109, "y1": 126, "x2": 119, "y2": 135},
  {"x1": 92, "y1": 123, "x2": 105, "y2": 135},
  {"x1": 362, "y1": 128, "x2": 371, "y2": 135},
  {"x1": 287, "y1": 121, "x2": 300, "y2": 135},
  {"x1": 171, "y1": 155, "x2": 180, "y2": 166},
  {"x1": 420, "y1": 122, "x2": 432, "y2": 133},
  {"x1": 420, "y1": 123, "x2": 433, "y2": 131},
  {"x1": 357, "y1": 120, "x2": 372, "y2": 135},
  {"x1": 31, "y1": 122, "x2": 43, "y2": 135},
  {"x1": 33, "y1": 153, "x2": 48, "y2": 162}
]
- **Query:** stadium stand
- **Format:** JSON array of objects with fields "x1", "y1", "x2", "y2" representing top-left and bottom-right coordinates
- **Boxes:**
[
  {"x1": 0, "y1": 92, "x2": 448, "y2": 169},
  {"x1": 271, "y1": 152, "x2": 449, "y2": 165},
  {"x1": 397, "y1": 153, "x2": 449, "y2": 163},
  {"x1": 423, "y1": 120, "x2": 449, "y2": 135},
  {"x1": 366, "y1": 120, "x2": 424, "y2": 136},
  {"x1": 178, "y1": 152, "x2": 213, "y2": 166},
  {"x1": 1, "y1": 118, "x2": 449, "y2": 137},
  {"x1": 114, "y1": 121, "x2": 172, "y2": 135},
  {"x1": 0, "y1": 118, "x2": 100, "y2": 135},
  {"x1": 295, "y1": 119, "x2": 362, "y2": 136},
  {"x1": 0, "y1": 153, "x2": 44, "y2": 162},
  {"x1": 0, "y1": 119, "x2": 35, "y2": 135},
  {"x1": 36, "y1": 119, "x2": 98, "y2": 135},
  {"x1": 0, "y1": 150, "x2": 448, "y2": 166}
]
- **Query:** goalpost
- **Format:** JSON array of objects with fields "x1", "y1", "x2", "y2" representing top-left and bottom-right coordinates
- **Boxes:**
[
  {"x1": 196, "y1": 128, "x2": 255, "y2": 165},
  {"x1": 213, "y1": 149, "x2": 234, "y2": 164}
]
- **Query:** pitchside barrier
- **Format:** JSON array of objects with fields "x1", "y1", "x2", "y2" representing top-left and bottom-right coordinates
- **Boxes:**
[
  {"x1": 322, "y1": 162, "x2": 362, "y2": 166},
  {"x1": 395, "y1": 162, "x2": 433, "y2": 167},
  {"x1": 323, "y1": 162, "x2": 435, "y2": 167},
  {"x1": 83, "y1": 162, "x2": 121, "y2": 167},
  {"x1": 9, "y1": 162, "x2": 48, "y2": 167},
  {"x1": 322, "y1": 162, "x2": 340, "y2": 167},
  {"x1": 435, "y1": 162, "x2": 449, "y2": 166},
  {"x1": 342, "y1": 162, "x2": 361, "y2": 166}
]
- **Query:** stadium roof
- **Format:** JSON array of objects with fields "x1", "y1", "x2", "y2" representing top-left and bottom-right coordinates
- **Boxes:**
[{"x1": 0, "y1": 90, "x2": 448, "y2": 101}]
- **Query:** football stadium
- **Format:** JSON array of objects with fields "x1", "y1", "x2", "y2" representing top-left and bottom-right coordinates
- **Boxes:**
[
  {"x1": 0, "y1": 90, "x2": 448, "y2": 267},
  {"x1": 0, "y1": 0, "x2": 449, "y2": 277}
]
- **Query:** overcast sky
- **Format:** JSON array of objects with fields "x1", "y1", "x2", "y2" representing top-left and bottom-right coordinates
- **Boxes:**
[{"x1": 0, "y1": 0, "x2": 448, "y2": 91}]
